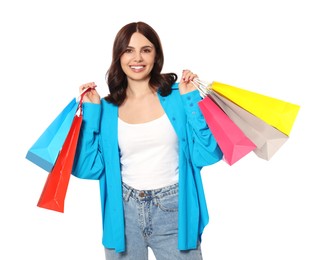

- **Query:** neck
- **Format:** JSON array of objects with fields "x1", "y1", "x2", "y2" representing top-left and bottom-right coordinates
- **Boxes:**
[{"x1": 126, "y1": 80, "x2": 156, "y2": 99}]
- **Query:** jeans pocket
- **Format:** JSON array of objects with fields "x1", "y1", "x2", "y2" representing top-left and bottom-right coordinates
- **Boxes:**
[{"x1": 157, "y1": 194, "x2": 178, "y2": 212}]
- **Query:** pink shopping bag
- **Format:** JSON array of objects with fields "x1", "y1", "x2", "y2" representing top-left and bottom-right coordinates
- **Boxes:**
[{"x1": 198, "y1": 96, "x2": 256, "y2": 165}]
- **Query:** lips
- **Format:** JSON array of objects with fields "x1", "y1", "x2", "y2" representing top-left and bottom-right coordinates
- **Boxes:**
[{"x1": 130, "y1": 65, "x2": 145, "y2": 70}]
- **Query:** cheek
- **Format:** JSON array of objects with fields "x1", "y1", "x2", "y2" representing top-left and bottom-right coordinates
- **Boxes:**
[
  {"x1": 120, "y1": 52, "x2": 134, "y2": 63},
  {"x1": 145, "y1": 55, "x2": 156, "y2": 65},
  {"x1": 120, "y1": 55, "x2": 128, "y2": 65},
  {"x1": 120, "y1": 57, "x2": 131, "y2": 72}
]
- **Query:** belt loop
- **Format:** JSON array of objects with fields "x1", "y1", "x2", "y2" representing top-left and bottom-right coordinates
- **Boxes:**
[
  {"x1": 123, "y1": 185, "x2": 132, "y2": 202},
  {"x1": 152, "y1": 190, "x2": 158, "y2": 206}
]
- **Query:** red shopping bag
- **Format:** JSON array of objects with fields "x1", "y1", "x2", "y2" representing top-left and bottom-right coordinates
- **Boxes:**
[
  {"x1": 37, "y1": 88, "x2": 91, "y2": 212},
  {"x1": 198, "y1": 96, "x2": 257, "y2": 165}
]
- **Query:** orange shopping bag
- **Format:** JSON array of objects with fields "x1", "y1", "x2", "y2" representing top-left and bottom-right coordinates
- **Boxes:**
[{"x1": 37, "y1": 88, "x2": 91, "y2": 212}]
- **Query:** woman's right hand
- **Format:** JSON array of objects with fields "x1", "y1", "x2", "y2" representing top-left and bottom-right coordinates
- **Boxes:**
[{"x1": 79, "y1": 82, "x2": 101, "y2": 104}]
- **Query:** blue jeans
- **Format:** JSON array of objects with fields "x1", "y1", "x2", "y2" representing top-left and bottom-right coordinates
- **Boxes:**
[{"x1": 105, "y1": 182, "x2": 203, "y2": 260}]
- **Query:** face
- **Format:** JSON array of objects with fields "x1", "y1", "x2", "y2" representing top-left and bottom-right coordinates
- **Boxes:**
[{"x1": 120, "y1": 32, "x2": 156, "y2": 82}]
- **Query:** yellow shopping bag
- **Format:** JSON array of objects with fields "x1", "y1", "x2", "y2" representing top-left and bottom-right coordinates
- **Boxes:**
[{"x1": 196, "y1": 80, "x2": 300, "y2": 136}]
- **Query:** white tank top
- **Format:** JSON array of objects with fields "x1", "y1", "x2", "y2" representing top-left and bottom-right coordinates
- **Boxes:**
[{"x1": 118, "y1": 114, "x2": 179, "y2": 190}]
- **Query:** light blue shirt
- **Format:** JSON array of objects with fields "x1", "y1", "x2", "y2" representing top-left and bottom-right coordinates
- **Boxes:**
[{"x1": 72, "y1": 83, "x2": 222, "y2": 252}]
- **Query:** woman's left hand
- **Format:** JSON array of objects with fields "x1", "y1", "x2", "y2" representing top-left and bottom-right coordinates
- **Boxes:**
[{"x1": 179, "y1": 70, "x2": 198, "y2": 94}]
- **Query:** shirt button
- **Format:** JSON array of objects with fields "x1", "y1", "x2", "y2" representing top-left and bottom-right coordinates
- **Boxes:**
[{"x1": 172, "y1": 117, "x2": 176, "y2": 121}]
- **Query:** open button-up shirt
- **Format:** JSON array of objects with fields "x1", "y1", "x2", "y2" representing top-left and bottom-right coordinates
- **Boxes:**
[{"x1": 72, "y1": 83, "x2": 222, "y2": 252}]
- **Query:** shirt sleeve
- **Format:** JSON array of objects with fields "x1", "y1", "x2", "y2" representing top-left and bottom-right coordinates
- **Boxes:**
[
  {"x1": 181, "y1": 90, "x2": 223, "y2": 167},
  {"x1": 72, "y1": 102, "x2": 105, "y2": 180}
]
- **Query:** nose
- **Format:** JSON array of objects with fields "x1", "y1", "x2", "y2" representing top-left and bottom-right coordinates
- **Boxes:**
[{"x1": 133, "y1": 51, "x2": 143, "y2": 62}]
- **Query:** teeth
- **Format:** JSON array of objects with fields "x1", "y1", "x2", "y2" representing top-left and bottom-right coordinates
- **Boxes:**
[{"x1": 130, "y1": 66, "x2": 144, "y2": 69}]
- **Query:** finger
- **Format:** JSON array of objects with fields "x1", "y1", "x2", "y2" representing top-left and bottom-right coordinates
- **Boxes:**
[
  {"x1": 82, "y1": 82, "x2": 95, "y2": 88},
  {"x1": 189, "y1": 73, "x2": 198, "y2": 81},
  {"x1": 182, "y1": 70, "x2": 191, "y2": 82},
  {"x1": 182, "y1": 71, "x2": 198, "y2": 82},
  {"x1": 80, "y1": 82, "x2": 96, "y2": 93}
]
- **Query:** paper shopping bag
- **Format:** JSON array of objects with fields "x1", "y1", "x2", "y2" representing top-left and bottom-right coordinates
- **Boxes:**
[
  {"x1": 26, "y1": 98, "x2": 78, "y2": 172},
  {"x1": 37, "y1": 111, "x2": 82, "y2": 213},
  {"x1": 210, "y1": 81, "x2": 300, "y2": 136},
  {"x1": 198, "y1": 96, "x2": 257, "y2": 165},
  {"x1": 209, "y1": 91, "x2": 289, "y2": 160},
  {"x1": 36, "y1": 87, "x2": 93, "y2": 213}
]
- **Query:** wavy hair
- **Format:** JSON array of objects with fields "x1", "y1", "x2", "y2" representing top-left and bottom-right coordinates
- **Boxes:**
[{"x1": 104, "y1": 21, "x2": 177, "y2": 105}]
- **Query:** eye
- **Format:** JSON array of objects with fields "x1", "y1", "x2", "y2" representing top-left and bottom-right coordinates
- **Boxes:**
[
  {"x1": 124, "y1": 48, "x2": 133, "y2": 53},
  {"x1": 142, "y1": 48, "x2": 152, "y2": 53}
]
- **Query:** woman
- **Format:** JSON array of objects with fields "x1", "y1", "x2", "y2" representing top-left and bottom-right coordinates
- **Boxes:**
[{"x1": 72, "y1": 21, "x2": 222, "y2": 259}]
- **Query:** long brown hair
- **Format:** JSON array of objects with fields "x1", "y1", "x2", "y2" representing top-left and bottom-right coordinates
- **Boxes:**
[{"x1": 104, "y1": 21, "x2": 177, "y2": 105}]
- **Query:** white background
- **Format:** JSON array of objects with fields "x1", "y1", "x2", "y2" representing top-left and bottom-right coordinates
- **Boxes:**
[{"x1": 1, "y1": 0, "x2": 314, "y2": 259}]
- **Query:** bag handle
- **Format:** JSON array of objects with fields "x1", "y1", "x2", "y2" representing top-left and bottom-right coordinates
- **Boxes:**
[
  {"x1": 76, "y1": 86, "x2": 95, "y2": 116},
  {"x1": 192, "y1": 78, "x2": 212, "y2": 98}
]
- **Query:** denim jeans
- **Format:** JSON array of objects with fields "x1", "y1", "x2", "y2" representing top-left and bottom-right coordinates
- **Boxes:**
[{"x1": 105, "y1": 182, "x2": 203, "y2": 260}]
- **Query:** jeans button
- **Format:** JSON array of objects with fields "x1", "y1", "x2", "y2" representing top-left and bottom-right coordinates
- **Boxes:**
[{"x1": 139, "y1": 192, "x2": 145, "y2": 197}]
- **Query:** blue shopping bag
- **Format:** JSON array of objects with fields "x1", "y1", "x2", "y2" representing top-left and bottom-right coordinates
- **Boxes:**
[{"x1": 26, "y1": 98, "x2": 78, "y2": 172}]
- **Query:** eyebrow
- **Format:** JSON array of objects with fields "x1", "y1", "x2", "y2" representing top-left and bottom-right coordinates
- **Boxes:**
[{"x1": 126, "y1": 45, "x2": 154, "y2": 49}]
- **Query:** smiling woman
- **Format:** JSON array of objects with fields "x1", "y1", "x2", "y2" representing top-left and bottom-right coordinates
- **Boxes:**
[
  {"x1": 118, "y1": 32, "x2": 163, "y2": 124},
  {"x1": 2, "y1": 0, "x2": 314, "y2": 259},
  {"x1": 120, "y1": 32, "x2": 156, "y2": 80},
  {"x1": 72, "y1": 21, "x2": 223, "y2": 259}
]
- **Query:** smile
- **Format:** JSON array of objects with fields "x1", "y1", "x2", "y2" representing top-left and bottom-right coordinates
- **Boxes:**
[{"x1": 130, "y1": 65, "x2": 145, "y2": 70}]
